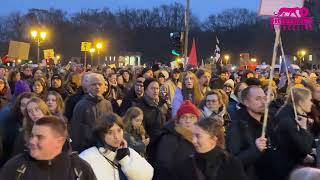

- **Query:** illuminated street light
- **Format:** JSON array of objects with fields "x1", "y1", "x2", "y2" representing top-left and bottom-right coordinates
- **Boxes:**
[
  {"x1": 251, "y1": 58, "x2": 257, "y2": 62},
  {"x1": 224, "y1": 55, "x2": 230, "y2": 65},
  {"x1": 89, "y1": 48, "x2": 96, "y2": 66},
  {"x1": 30, "y1": 29, "x2": 48, "y2": 64},
  {"x1": 297, "y1": 49, "x2": 307, "y2": 67},
  {"x1": 96, "y1": 42, "x2": 103, "y2": 66}
]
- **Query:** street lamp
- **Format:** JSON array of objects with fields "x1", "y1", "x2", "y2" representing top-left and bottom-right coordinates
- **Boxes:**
[
  {"x1": 224, "y1": 55, "x2": 230, "y2": 65},
  {"x1": 89, "y1": 48, "x2": 96, "y2": 66},
  {"x1": 251, "y1": 58, "x2": 257, "y2": 62},
  {"x1": 297, "y1": 49, "x2": 307, "y2": 67},
  {"x1": 96, "y1": 42, "x2": 102, "y2": 66},
  {"x1": 30, "y1": 29, "x2": 47, "y2": 64}
]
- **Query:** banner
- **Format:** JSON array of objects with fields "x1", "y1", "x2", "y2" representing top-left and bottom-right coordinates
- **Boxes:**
[
  {"x1": 81, "y1": 42, "x2": 92, "y2": 52},
  {"x1": 259, "y1": 0, "x2": 304, "y2": 16},
  {"x1": 43, "y1": 49, "x2": 54, "y2": 59},
  {"x1": 8, "y1": 40, "x2": 30, "y2": 60}
]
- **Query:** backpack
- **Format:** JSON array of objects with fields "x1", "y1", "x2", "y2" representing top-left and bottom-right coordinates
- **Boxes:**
[{"x1": 15, "y1": 152, "x2": 83, "y2": 180}]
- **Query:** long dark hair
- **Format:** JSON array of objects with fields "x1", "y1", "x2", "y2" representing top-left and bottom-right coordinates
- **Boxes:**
[
  {"x1": 12, "y1": 92, "x2": 36, "y2": 124},
  {"x1": 196, "y1": 116, "x2": 225, "y2": 149}
]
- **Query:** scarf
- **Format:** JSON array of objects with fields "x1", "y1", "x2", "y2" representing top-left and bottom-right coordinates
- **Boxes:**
[
  {"x1": 143, "y1": 94, "x2": 158, "y2": 107},
  {"x1": 175, "y1": 124, "x2": 193, "y2": 144}
]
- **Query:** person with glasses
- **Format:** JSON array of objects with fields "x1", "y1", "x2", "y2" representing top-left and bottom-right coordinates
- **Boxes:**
[
  {"x1": 119, "y1": 77, "x2": 145, "y2": 116},
  {"x1": 199, "y1": 90, "x2": 231, "y2": 127}
]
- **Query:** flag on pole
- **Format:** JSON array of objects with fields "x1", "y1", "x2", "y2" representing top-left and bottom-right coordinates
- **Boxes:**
[
  {"x1": 214, "y1": 36, "x2": 221, "y2": 64},
  {"x1": 188, "y1": 38, "x2": 198, "y2": 66},
  {"x1": 280, "y1": 56, "x2": 293, "y2": 74}
]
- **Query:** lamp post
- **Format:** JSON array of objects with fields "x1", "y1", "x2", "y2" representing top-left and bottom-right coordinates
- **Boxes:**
[
  {"x1": 89, "y1": 48, "x2": 96, "y2": 66},
  {"x1": 297, "y1": 49, "x2": 307, "y2": 68},
  {"x1": 96, "y1": 43, "x2": 102, "y2": 67},
  {"x1": 224, "y1": 55, "x2": 230, "y2": 65},
  {"x1": 30, "y1": 30, "x2": 47, "y2": 64}
]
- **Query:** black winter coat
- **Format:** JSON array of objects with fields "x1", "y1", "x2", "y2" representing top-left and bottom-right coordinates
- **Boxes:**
[
  {"x1": 176, "y1": 147, "x2": 247, "y2": 180},
  {"x1": 0, "y1": 109, "x2": 23, "y2": 167},
  {"x1": 48, "y1": 86, "x2": 70, "y2": 99},
  {"x1": 226, "y1": 107, "x2": 275, "y2": 180},
  {"x1": 70, "y1": 95, "x2": 113, "y2": 152},
  {"x1": 273, "y1": 105, "x2": 314, "y2": 180},
  {"x1": 64, "y1": 87, "x2": 86, "y2": 122},
  {"x1": 153, "y1": 123, "x2": 195, "y2": 180},
  {"x1": 0, "y1": 152, "x2": 97, "y2": 180},
  {"x1": 119, "y1": 88, "x2": 141, "y2": 116},
  {"x1": 136, "y1": 96, "x2": 166, "y2": 142}
]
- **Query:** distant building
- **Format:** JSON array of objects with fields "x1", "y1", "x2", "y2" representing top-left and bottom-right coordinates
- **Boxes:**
[{"x1": 104, "y1": 51, "x2": 142, "y2": 67}]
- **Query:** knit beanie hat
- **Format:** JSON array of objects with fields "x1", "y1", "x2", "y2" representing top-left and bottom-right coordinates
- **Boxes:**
[
  {"x1": 14, "y1": 80, "x2": 31, "y2": 97},
  {"x1": 143, "y1": 78, "x2": 159, "y2": 90},
  {"x1": 176, "y1": 100, "x2": 200, "y2": 119},
  {"x1": 141, "y1": 67, "x2": 152, "y2": 76}
]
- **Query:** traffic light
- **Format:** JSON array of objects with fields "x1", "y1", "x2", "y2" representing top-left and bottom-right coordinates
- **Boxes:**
[{"x1": 170, "y1": 32, "x2": 184, "y2": 56}]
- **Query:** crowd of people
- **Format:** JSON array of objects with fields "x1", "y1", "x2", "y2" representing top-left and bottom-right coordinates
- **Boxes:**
[{"x1": 0, "y1": 62, "x2": 319, "y2": 180}]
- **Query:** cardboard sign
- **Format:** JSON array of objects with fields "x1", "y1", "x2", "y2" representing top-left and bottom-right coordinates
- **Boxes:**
[
  {"x1": 259, "y1": 0, "x2": 304, "y2": 16},
  {"x1": 43, "y1": 49, "x2": 54, "y2": 59},
  {"x1": 81, "y1": 42, "x2": 91, "y2": 52},
  {"x1": 8, "y1": 40, "x2": 30, "y2": 60}
]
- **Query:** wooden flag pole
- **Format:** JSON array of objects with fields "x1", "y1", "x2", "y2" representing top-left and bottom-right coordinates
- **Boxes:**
[
  {"x1": 261, "y1": 26, "x2": 281, "y2": 138},
  {"x1": 279, "y1": 36, "x2": 298, "y2": 121}
]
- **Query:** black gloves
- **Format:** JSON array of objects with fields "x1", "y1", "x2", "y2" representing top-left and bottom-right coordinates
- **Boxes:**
[{"x1": 115, "y1": 148, "x2": 130, "y2": 161}]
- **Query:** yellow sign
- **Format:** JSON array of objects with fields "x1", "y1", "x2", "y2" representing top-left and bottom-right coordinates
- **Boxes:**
[
  {"x1": 43, "y1": 49, "x2": 54, "y2": 59},
  {"x1": 8, "y1": 40, "x2": 30, "y2": 60},
  {"x1": 81, "y1": 42, "x2": 92, "y2": 52}
]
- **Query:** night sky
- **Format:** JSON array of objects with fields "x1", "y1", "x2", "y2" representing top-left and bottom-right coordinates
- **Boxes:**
[{"x1": 2, "y1": 0, "x2": 260, "y2": 20}]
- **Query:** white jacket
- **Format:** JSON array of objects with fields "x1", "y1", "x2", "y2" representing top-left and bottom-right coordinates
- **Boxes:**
[{"x1": 79, "y1": 146, "x2": 154, "y2": 180}]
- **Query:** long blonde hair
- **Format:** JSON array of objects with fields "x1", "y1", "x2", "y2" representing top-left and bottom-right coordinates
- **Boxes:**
[
  {"x1": 23, "y1": 97, "x2": 51, "y2": 139},
  {"x1": 182, "y1": 71, "x2": 203, "y2": 106},
  {"x1": 123, "y1": 107, "x2": 146, "y2": 137}
]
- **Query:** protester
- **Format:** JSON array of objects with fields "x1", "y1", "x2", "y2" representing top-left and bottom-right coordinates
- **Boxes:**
[
  {"x1": 136, "y1": 78, "x2": 167, "y2": 141},
  {"x1": 273, "y1": 87, "x2": 314, "y2": 180},
  {"x1": 45, "y1": 91, "x2": 66, "y2": 122},
  {"x1": 31, "y1": 78, "x2": 47, "y2": 99},
  {"x1": 12, "y1": 97, "x2": 51, "y2": 156},
  {"x1": 227, "y1": 86, "x2": 275, "y2": 180},
  {"x1": 153, "y1": 100, "x2": 199, "y2": 180},
  {"x1": 172, "y1": 71, "x2": 203, "y2": 118},
  {"x1": 227, "y1": 82, "x2": 248, "y2": 120},
  {"x1": 64, "y1": 72, "x2": 91, "y2": 121},
  {"x1": 163, "y1": 68, "x2": 182, "y2": 105},
  {"x1": 210, "y1": 69, "x2": 229, "y2": 89},
  {"x1": 223, "y1": 79, "x2": 235, "y2": 97},
  {"x1": 119, "y1": 77, "x2": 145, "y2": 115},
  {"x1": 0, "y1": 77, "x2": 11, "y2": 109},
  {"x1": 79, "y1": 112, "x2": 153, "y2": 180},
  {"x1": 195, "y1": 68, "x2": 211, "y2": 96},
  {"x1": 0, "y1": 92, "x2": 36, "y2": 167},
  {"x1": 199, "y1": 90, "x2": 231, "y2": 126},
  {"x1": 0, "y1": 116, "x2": 97, "y2": 180},
  {"x1": 121, "y1": 69, "x2": 134, "y2": 91},
  {"x1": 21, "y1": 66, "x2": 33, "y2": 84},
  {"x1": 123, "y1": 107, "x2": 149, "y2": 157},
  {"x1": 13, "y1": 80, "x2": 31, "y2": 98},
  {"x1": 70, "y1": 73, "x2": 113, "y2": 152},
  {"x1": 177, "y1": 117, "x2": 247, "y2": 180},
  {"x1": 8, "y1": 70, "x2": 20, "y2": 95},
  {"x1": 48, "y1": 74, "x2": 69, "y2": 99}
]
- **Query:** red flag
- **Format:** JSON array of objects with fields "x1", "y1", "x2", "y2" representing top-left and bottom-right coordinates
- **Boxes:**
[{"x1": 188, "y1": 38, "x2": 198, "y2": 66}]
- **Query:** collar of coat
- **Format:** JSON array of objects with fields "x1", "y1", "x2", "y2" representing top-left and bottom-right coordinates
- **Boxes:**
[
  {"x1": 143, "y1": 94, "x2": 159, "y2": 107},
  {"x1": 203, "y1": 106, "x2": 226, "y2": 118},
  {"x1": 98, "y1": 147, "x2": 117, "y2": 162},
  {"x1": 175, "y1": 124, "x2": 193, "y2": 144}
]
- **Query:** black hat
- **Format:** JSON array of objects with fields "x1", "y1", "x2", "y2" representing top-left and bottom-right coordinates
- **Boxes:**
[
  {"x1": 51, "y1": 74, "x2": 62, "y2": 81},
  {"x1": 143, "y1": 78, "x2": 159, "y2": 90},
  {"x1": 142, "y1": 67, "x2": 152, "y2": 76},
  {"x1": 173, "y1": 68, "x2": 181, "y2": 74}
]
